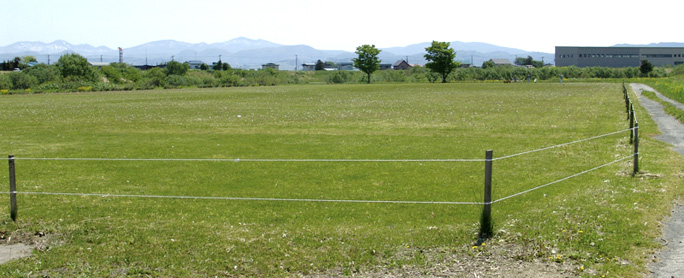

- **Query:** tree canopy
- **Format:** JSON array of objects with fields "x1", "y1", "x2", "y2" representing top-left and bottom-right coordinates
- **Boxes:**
[
  {"x1": 640, "y1": 60, "x2": 654, "y2": 75},
  {"x1": 424, "y1": 41, "x2": 459, "y2": 83},
  {"x1": 514, "y1": 56, "x2": 544, "y2": 68},
  {"x1": 55, "y1": 53, "x2": 98, "y2": 82},
  {"x1": 165, "y1": 61, "x2": 189, "y2": 76},
  {"x1": 353, "y1": 44, "x2": 382, "y2": 84},
  {"x1": 315, "y1": 60, "x2": 325, "y2": 71}
]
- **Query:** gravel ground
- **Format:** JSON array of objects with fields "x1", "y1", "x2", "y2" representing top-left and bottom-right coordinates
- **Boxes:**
[
  {"x1": 0, "y1": 243, "x2": 32, "y2": 264},
  {"x1": 630, "y1": 83, "x2": 684, "y2": 278}
]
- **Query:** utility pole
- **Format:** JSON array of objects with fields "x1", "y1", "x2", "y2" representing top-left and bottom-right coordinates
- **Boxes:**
[
  {"x1": 171, "y1": 55, "x2": 175, "y2": 61},
  {"x1": 295, "y1": 55, "x2": 298, "y2": 71},
  {"x1": 100, "y1": 55, "x2": 103, "y2": 62},
  {"x1": 47, "y1": 55, "x2": 50, "y2": 65}
]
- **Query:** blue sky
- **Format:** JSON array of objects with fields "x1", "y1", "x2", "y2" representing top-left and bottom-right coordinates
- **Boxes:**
[{"x1": 1, "y1": 0, "x2": 682, "y2": 53}]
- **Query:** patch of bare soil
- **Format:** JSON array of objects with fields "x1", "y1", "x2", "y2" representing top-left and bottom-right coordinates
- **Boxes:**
[
  {"x1": 307, "y1": 241, "x2": 579, "y2": 277},
  {"x1": 0, "y1": 228, "x2": 53, "y2": 265}
]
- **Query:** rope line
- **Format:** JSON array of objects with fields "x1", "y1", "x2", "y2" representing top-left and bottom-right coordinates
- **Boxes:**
[
  {"x1": 10, "y1": 157, "x2": 486, "y2": 162},
  {"x1": 10, "y1": 128, "x2": 632, "y2": 163},
  {"x1": 494, "y1": 128, "x2": 634, "y2": 161},
  {"x1": 9, "y1": 191, "x2": 482, "y2": 205},
  {"x1": 492, "y1": 155, "x2": 633, "y2": 204},
  {"x1": 6, "y1": 156, "x2": 632, "y2": 205}
]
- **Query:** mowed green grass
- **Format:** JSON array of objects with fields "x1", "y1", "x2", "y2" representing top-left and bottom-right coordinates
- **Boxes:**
[{"x1": 0, "y1": 83, "x2": 682, "y2": 277}]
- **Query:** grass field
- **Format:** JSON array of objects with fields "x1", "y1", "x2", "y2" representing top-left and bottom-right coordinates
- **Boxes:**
[{"x1": 1, "y1": 83, "x2": 683, "y2": 277}]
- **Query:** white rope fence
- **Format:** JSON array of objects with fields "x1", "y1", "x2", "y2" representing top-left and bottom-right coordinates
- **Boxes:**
[
  {"x1": 493, "y1": 128, "x2": 635, "y2": 161},
  {"x1": 12, "y1": 157, "x2": 486, "y2": 162},
  {"x1": 491, "y1": 155, "x2": 633, "y2": 204},
  {"x1": 12, "y1": 128, "x2": 633, "y2": 163},
  {"x1": 8, "y1": 191, "x2": 483, "y2": 205},
  {"x1": 6, "y1": 154, "x2": 633, "y2": 206}
]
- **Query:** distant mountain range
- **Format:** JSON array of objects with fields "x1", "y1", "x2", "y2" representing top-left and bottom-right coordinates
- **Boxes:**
[{"x1": 1, "y1": 39, "x2": 682, "y2": 70}]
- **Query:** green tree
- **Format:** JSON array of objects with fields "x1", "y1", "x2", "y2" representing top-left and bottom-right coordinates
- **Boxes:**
[
  {"x1": 353, "y1": 44, "x2": 382, "y2": 84},
  {"x1": 515, "y1": 56, "x2": 544, "y2": 68},
  {"x1": 424, "y1": 41, "x2": 459, "y2": 83},
  {"x1": 21, "y1": 56, "x2": 37, "y2": 63},
  {"x1": 222, "y1": 62, "x2": 231, "y2": 71},
  {"x1": 55, "y1": 53, "x2": 98, "y2": 82},
  {"x1": 200, "y1": 63, "x2": 209, "y2": 71},
  {"x1": 213, "y1": 60, "x2": 223, "y2": 71},
  {"x1": 315, "y1": 60, "x2": 325, "y2": 71},
  {"x1": 640, "y1": 60, "x2": 653, "y2": 76},
  {"x1": 324, "y1": 61, "x2": 337, "y2": 68},
  {"x1": 165, "y1": 61, "x2": 189, "y2": 76},
  {"x1": 482, "y1": 60, "x2": 495, "y2": 69}
]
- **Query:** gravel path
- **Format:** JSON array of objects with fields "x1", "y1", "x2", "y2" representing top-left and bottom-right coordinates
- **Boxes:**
[
  {"x1": 630, "y1": 83, "x2": 684, "y2": 278},
  {"x1": 0, "y1": 243, "x2": 32, "y2": 264}
]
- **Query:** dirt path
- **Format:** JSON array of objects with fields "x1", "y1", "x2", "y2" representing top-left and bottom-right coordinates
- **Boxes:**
[
  {"x1": 0, "y1": 243, "x2": 32, "y2": 264},
  {"x1": 630, "y1": 83, "x2": 684, "y2": 278}
]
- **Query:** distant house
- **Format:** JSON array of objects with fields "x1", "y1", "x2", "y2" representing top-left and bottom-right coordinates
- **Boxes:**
[
  {"x1": 489, "y1": 59, "x2": 512, "y2": 66},
  {"x1": 262, "y1": 63, "x2": 279, "y2": 70},
  {"x1": 301, "y1": 63, "x2": 316, "y2": 71},
  {"x1": 379, "y1": 63, "x2": 392, "y2": 70},
  {"x1": 392, "y1": 60, "x2": 411, "y2": 70},
  {"x1": 186, "y1": 60, "x2": 204, "y2": 69}
]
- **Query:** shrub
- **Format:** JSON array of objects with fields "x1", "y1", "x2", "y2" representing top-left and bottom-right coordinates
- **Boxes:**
[
  {"x1": 8, "y1": 71, "x2": 38, "y2": 89},
  {"x1": 327, "y1": 71, "x2": 353, "y2": 84},
  {"x1": 35, "y1": 82, "x2": 61, "y2": 92},
  {"x1": 23, "y1": 64, "x2": 60, "y2": 84},
  {"x1": 0, "y1": 74, "x2": 12, "y2": 90},
  {"x1": 143, "y1": 68, "x2": 166, "y2": 88}
]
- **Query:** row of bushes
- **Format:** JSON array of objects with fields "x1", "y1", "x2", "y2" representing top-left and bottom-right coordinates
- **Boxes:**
[{"x1": 1, "y1": 60, "x2": 680, "y2": 94}]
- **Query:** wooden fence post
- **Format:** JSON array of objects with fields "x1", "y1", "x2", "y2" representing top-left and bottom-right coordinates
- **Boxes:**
[
  {"x1": 629, "y1": 103, "x2": 635, "y2": 144},
  {"x1": 479, "y1": 150, "x2": 493, "y2": 239},
  {"x1": 633, "y1": 123, "x2": 639, "y2": 175},
  {"x1": 9, "y1": 155, "x2": 17, "y2": 222}
]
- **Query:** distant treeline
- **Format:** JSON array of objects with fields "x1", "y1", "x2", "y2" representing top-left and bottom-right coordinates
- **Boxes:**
[{"x1": 0, "y1": 53, "x2": 679, "y2": 94}]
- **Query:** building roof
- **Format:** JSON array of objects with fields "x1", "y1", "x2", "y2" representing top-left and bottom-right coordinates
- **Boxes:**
[
  {"x1": 490, "y1": 58, "x2": 511, "y2": 65},
  {"x1": 88, "y1": 61, "x2": 109, "y2": 67},
  {"x1": 393, "y1": 60, "x2": 408, "y2": 67}
]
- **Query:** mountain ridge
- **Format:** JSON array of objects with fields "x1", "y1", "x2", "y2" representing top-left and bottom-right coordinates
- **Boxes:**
[{"x1": 2, "y1": 39, "x2": 682, "y2": 70}]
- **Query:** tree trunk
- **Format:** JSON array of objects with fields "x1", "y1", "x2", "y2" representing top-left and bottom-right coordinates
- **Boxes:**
[{"x1": 367, "y1": 73, "x2": 371, "y2": 84}]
